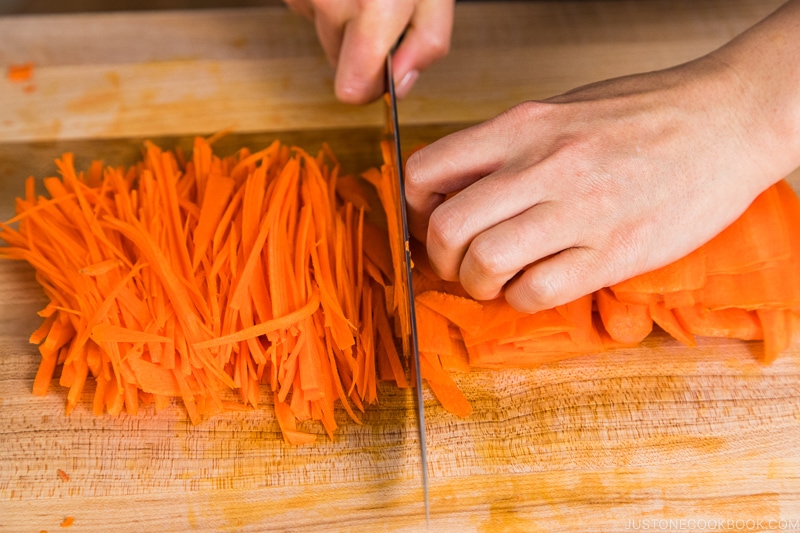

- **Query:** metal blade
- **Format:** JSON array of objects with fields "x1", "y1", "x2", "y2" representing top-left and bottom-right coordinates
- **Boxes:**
[{"x1": 384, "y1": 53, "x2": 429, "y2": 524}]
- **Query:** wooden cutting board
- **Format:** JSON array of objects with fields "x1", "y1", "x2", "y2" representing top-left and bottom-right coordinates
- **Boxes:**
[{"x1": 2, "y1": 2, "x2": 800, "y2": 531}]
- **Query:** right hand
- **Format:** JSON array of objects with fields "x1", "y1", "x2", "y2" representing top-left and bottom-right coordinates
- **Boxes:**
[{"x1": 283, "y1": 0, "x2": 454, "y2": 104}]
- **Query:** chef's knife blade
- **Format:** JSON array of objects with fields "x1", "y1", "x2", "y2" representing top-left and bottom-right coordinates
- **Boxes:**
[{"x1": 384, "y1": 53, "x2": 429, "y2": 524}]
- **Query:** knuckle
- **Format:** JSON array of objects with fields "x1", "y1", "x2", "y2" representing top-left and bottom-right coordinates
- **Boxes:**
[
  {"x1": 426, "y1": 203, "x2": 463, "y2": 255},
  {"x1": 503, "y1": 100, "x2": 551, "y2": 125},
  {"x1": 422, "y1": 32, "x2": 451, "y2": 60},
  {"x1": 507, "y1": 271, "x2": 561, "y2": 313},
  {"x1": 528, "y1": 274, "x2": 561, "y2": 309},
  {"x1": 465, "y1": 235, "x2": 506, "y2": 280}
]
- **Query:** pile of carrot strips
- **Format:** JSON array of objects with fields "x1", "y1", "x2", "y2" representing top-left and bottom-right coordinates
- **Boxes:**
[{"x1": 1, "y1": 137, "x2": 409, "y2": 444}]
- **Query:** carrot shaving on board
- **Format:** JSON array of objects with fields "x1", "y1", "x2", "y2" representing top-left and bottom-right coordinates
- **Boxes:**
[
  {"x1": 7, "y1": 62, "x2": 34, "y2": 82},
  {"x1": 3, "y1": 135, "x2": 800, "y2": 438}
]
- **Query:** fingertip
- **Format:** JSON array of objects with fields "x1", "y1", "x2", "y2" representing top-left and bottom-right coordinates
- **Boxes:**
[
  {"x1": 425, "y1": 241, "x2": 460, "y2": 282},
  {"x1": 334, "y1": 80, "x2": 374, "y2": 105},
  {"x1": 504, "y1": 270, "x2": 559, "y2": 314},
  {"x1": 334, "y1": 64, "x2": 387, "y2": 104},
  {"x1": 334, "y1": 5, "x2": 411, "y2": 105},
  {"x1": 405, "y1": 148, "x2": 438, "y2": 243},
  {"x1": 459, "y1": 236, "x2": 511, "y2": 302},
  {"x1": 424, "y1": 204, "x2": 460, "y2": 281},
  {"x1": 505, "y1": 248, "x2": 609, "y2": 313},
  {"x1": 504, "y1": 254, "x2": 576, "y2": 314}
]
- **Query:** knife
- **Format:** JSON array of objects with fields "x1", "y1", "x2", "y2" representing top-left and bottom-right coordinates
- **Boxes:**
[{"x1": 384, "y1": 53, "x2": 430, "y2": 524}]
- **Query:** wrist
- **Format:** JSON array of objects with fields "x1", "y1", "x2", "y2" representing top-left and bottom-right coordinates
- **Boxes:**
[{"x1": 710, "y1": 0, "x2": 800, "y2": 191}]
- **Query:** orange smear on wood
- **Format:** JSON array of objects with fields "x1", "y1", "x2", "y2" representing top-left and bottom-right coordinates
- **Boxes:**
[{"x1": 7, "y1": 62, "x2": 34, "y2": 82}]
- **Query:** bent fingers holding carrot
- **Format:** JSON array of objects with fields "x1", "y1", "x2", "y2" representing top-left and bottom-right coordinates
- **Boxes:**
[
  {"x1": 294, "y1": 0, "x2": 800, "y2": 314},
  {"x1": 406, "y1": 0, "x2": 800, "y2": 314}
]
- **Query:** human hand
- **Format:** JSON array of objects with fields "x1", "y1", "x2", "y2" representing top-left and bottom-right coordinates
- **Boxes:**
[
  {"x1": 283, "y1": 0, "x2": 454, "y2": 104},
  {"x1": 405, "y1": 53, "x2": 799, "y2": 313}
]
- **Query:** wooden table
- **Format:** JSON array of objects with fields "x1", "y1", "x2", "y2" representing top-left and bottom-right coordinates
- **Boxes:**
[{"x1": 2, "y1": 1, "x2": 800, "y2": 531}]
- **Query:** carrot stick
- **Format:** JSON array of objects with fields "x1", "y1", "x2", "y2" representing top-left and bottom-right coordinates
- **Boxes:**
[
  {"x1": 90, "y1": 324, "x2": 173, "y2": 344},
  {"x1": 192, "y1": 288, "x2": 320, "y2": 349},
  {"x1": 595, "y1": 288, "x2": 653, "y2": 344},
  {"x1": 420, "y1": 352, "x2": 472, "y2": 417},
  {"x1": 648, "y1": 300, "x2": 696, "y2": 347}
]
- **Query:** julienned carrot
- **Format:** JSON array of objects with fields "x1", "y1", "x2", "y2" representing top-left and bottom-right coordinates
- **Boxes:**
[{"x1": 2, "y1": 136, "x2": 412, "y2": 443}]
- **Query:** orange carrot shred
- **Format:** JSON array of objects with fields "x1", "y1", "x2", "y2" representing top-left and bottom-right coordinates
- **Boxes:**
[{"x1": 7, "y1": 62, "x2": 34, "y2": 82}]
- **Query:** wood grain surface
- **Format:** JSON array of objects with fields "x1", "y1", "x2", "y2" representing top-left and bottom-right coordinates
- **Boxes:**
[{"x1": 2, "y1": 1, "x2": 800, "y2": 532}]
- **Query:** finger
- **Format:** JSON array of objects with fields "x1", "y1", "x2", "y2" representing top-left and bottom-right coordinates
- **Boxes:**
[
  {"x1": 335, "y1": 2, "x2": 414, "y2": 103},
  {"x1": 423, "y1": 169, "x2": 549, "y2": 281},
  {"x1": 457, "y1": 202, "x2": 579, "y2": 300},
  {"x1": 391, "y1": 0, "x2": 454, "y2": 99},
  {"x1": 504, "y1": 247, "x2": 612, "y2": 313},
  {"x1": 311, "y1": 1, "x2": 352, "y2": 67},
  {"x1": 404, "y1": 118, "x2": 516, "y2": 241}
]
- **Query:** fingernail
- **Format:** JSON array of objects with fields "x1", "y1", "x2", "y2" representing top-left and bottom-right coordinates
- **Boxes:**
[{"x1": 396, "y1": 69, "x2": 419, "y2": 99}]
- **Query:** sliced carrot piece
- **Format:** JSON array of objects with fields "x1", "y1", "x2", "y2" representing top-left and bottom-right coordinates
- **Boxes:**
[
  {"x1": 420, "y1": 352, "x2": 472, "y2": 417},
  {"x1": 674, "y1": 304, "x2": 763, "y2": 340},
  {"x1": 756, "y1": 308, "x2": 800, "y2": 364},
  {"x1": 648, "y1": 300, "x2": 696, "y2": 347},
  {"x1": 595, "y1": 288, "x2": 653, "y2": 344}
]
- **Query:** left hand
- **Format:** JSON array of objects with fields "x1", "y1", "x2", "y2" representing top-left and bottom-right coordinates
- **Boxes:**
[{"x1": 405, "y1": 50, "x2": 798, "y2": 313}]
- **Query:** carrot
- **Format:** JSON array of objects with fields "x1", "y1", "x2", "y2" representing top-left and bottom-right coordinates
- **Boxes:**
[
  {"x1": 674, "y1": 304, "x2": 763, "y2": 341},
  {"x1": 402, "y1": 180, "x2": 800, "y2": 385},
  {"x1": 648, "y1": 300, "x2": 696, "y2": 347},
  {"x1": 439, "y1": 328, "x2": 471, "y2": 372},
  {"x1": 4, "y1": 133, "x2": 800, "y2": 438},
  {"x1": 415, "y1": 290, "x2": 484, "y2": 333},
  {"x1": 191, "y1": 173, "x2": 235, "y2": 270},
  {"x1": 2, "y1": 136, "x2": 412, "y2": 441},
  {"x1": 191, "y1": 289, "x2": 320, "y2": 349},
  {"x1": 7, "y1": 62, "x2": 34, "y2": 82},
  {"x1": 704, "y1": 184, "x2": 790, "y2": 275},
  {"x1": 595, "y1": 288, "x2": 653, "y2": 344},
  {"x1": 612, "y1": 246, "x2": 706, "y2": 295},
  {"x1": 419, "y1": 351, "x2": 472, "y2": 417},
  {"x1": 415, "y1": 302, "x2": 455, "y2": 356},
  {"x1": 755, "y1": 308, "x2": 800, "y2": 364}
]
